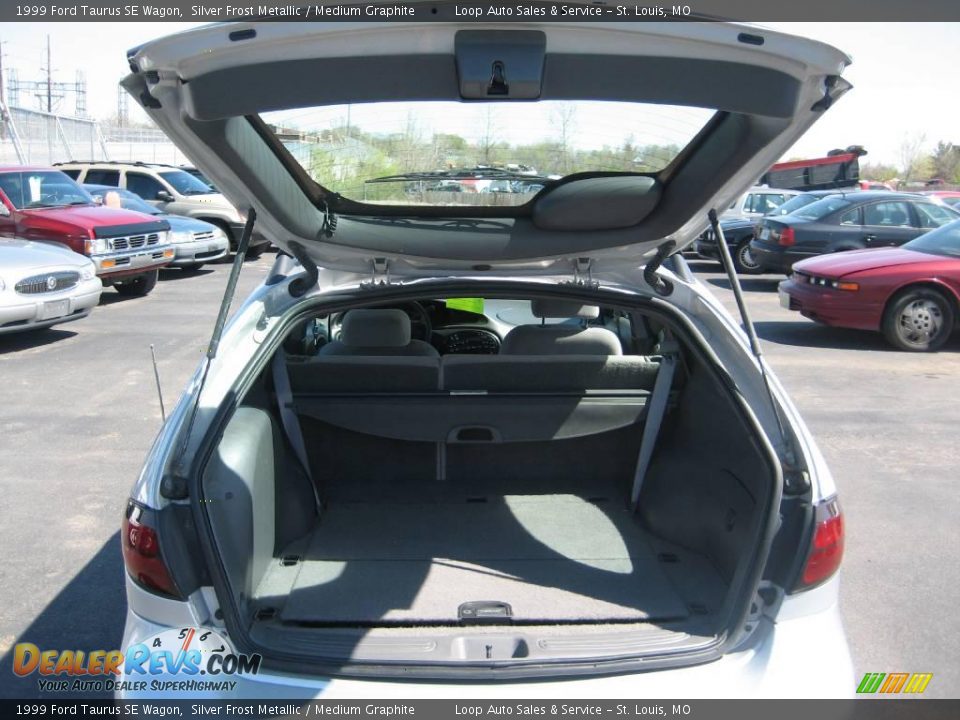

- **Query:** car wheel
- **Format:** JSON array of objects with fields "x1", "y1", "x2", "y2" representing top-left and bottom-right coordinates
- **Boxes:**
[
  {"x1": 882, "y1": 287, "x2": 955, "y2": 352},
  {"x1": 114, "y1": 269, "x2": 159, "y2": 297},
  {"x1": 733, "y1": 239, "x2": 762, "y2": 274}
]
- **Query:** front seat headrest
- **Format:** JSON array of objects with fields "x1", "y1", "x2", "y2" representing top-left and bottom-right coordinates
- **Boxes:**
[
  {"x1": 531, "y1": 299, "x2": 601, "y2": 320},
  {"x1": 340, "y1": 309, "x2": 411, "y2": 348}
]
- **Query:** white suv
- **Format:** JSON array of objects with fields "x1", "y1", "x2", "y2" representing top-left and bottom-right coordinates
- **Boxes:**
[
  {"x1": 56, "y1": 161, "x2": 270, "y2": 256},
  {"x1": 117, "y1": 19, "x2": 854, "y2": 699},
  {"x1": 722, "y1": 186, "x2": 803, "y2": 220}
]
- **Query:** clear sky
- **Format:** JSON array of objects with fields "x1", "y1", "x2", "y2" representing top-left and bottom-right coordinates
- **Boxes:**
[{"x1": 1, "y1": 21, "x2": 957, "y2": 168}]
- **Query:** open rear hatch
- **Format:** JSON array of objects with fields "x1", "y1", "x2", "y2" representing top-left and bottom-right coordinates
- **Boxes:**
[{"x1": 124, "y1": 18, "x2": 850, "y2": 275}]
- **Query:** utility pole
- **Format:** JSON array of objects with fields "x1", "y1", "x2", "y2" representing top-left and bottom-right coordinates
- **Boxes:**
[
  {"x1": 45, "y1": 34, "x2": 52, "y2": 113},
  {"x1": 0, "y1": 38, "x2": 6, "y2": 106},
  {"x1": 0, "y1": 38, "x2": 6, "y2": 140}
]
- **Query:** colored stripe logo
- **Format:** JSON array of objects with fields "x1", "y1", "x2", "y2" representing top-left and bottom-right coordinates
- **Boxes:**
[{"x1": 857, "y1": 672, "x2": 933, "y2": 694}]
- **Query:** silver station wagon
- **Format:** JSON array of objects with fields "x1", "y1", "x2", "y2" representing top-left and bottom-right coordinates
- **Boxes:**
[{"x1": 117, "y1": 16, "x2": 853, "y2": 699}]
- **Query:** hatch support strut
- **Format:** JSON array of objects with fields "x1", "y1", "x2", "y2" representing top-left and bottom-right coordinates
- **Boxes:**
[
  {"x1": 163, "y1": 211, "x2": 257, "y2": 497},
  {"x1": 708, "y1": 209, "x2": 796, "y2": 467}
]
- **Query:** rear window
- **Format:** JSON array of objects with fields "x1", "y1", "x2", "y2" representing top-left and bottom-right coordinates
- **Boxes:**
[
  {"x1": 792, "y1": 195, "x2": 854, "y2": 221},
  {"x1": 261, "y1": 100, "x2": 714, "y2": 208},
  {"x1": 773, "y1": 193, "x2": 829, "y2": 216}
]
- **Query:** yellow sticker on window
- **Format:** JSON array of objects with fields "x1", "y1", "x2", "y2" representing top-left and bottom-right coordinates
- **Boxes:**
[{"x1": 444, "y1": 298, "x2": 485, "y2": 314}]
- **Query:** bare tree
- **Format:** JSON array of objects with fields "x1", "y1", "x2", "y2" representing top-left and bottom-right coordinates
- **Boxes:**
[
  {"x1": 898, "y1": 132, "x2": 928, "y2": 184},
  {"x1": 550, "y1": 103, "x2": 578, "y2": 173},
  {"x1": 477, "y1": 106, "x2": 500, "y2": 165}
]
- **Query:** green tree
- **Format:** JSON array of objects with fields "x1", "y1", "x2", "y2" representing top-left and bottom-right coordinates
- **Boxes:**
[{"x1": 931, "y1": 141, "x2": 960, "y2": 183}]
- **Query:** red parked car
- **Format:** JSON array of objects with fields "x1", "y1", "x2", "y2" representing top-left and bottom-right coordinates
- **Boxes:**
[
  {"x1": 0, "y1": 167, "x2": 173, "y2": 296},
  {"x1": 779, "y1": 218, "x2": 960, "y2": 351},
  {"x1": 922, "y1": 190, "x2": 960, "y2": 210}
]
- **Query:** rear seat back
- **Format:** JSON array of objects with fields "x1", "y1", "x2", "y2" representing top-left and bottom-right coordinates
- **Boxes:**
[
  {"x1": 441, "y1": 355, "x2": 660, "y2": 393},
  {"x1": 286, "y1": 355, "x2": 440, "y2": 393}
]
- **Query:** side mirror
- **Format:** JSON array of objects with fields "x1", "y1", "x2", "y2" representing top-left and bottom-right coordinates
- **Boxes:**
[
  {"x1": 156, "y1": 190, "x2": 174, "y2": 202},
  {"x1": 92, "y1": 195, "x2": 104, "y2": 206},
  {"x1": 0, "y1": 204, "x2": 11, "y2": 217}
]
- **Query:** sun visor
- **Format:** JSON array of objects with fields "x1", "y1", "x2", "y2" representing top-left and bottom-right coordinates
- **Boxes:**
[{"x1": 533, "y1": 176, "x2": 662, "y2": 231}]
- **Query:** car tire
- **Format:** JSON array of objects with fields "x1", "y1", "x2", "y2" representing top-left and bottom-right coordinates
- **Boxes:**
[
  {"x1": 208, "y1": 220, "x2": 237, "y2": 251},
  {"x1": 245, "y1": 243, "x2": 268, "y2": 259},
  {"x1": 732, "y1": 239, "x2": 763, "y2": 275},
  {"x1": 114, "y1": 269, "x2": 159, "y2": 297},
  {"x1": 881, "y1": 287, "x2": 955, "y2": 352}
]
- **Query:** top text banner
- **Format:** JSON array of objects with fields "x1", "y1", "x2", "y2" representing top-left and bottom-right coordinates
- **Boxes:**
[{"x1": 3, "y1": 0, "x2": 960, "y2": 22}]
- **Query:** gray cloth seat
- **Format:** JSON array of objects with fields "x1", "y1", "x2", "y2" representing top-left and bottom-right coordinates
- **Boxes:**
[
  {"x1": 318, "y1": 308, "x2": 439, "y2": 357},
  {"x1": 501, "y1": 300, "x2": 623, "y2": 356}
]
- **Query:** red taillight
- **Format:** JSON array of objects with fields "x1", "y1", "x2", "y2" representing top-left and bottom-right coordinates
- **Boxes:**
[
  {"x1": 777, "y1": 227, "x2": 796, "y2": 247},
  {"x1": 798, "y1": 499, "x2": 844, "y2": 589},
  {"x1": 121, "y1": 500, "x2": 181, "y2": 598}
]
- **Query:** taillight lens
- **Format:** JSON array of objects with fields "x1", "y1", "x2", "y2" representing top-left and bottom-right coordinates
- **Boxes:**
[
  {"x1": 797, "y1": 498, "x2": 844, "y2": 590},
  {"x1": 121, "y1": 500, "x2": 182, "y2": 599},
  {"x1": 777, "y1": 227, "x2": 796, "y2": 247}
]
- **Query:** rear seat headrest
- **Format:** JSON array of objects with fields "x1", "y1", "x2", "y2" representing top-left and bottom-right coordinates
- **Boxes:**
[
  {"x1": 531, "y1": 299, "x2": 600, "y2": 319},
  {"x1": 340, "y1": 309, "x2": 411, "y2": 348}
]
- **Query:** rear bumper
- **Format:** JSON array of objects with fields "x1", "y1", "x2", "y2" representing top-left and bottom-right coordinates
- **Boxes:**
[
  {"x1": 0, "y1": 279, "x2": 102, "y2": 334},
  {"x1": 117, "y1": 580, "x2": 854, "y2": 700},
  {"x1": 93, "y1": 246, "x2": 174, "y2": 280},
  {"x1": 170, "y1": 236, "x2": 230, "y2": 266},
  {"x1": 779, "y1": 279, "x2": 882, "y2": 331},
  {"x1": 749, "y1": 242, "x2": 815, "y2": 274},
  {"x1": 694, "y1": 239, "x2": 720, "y2": 260}
]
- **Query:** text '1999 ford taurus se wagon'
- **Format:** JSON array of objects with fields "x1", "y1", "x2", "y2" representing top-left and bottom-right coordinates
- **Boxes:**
[{"x1": 119, "y1": 17, "x2": 853, "y2": 699}]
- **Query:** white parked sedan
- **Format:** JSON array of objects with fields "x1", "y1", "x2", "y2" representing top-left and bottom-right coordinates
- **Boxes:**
[
  {"x1": 116, "y1": 17, "x2": 854, "y2": 699},
  {"x1": 0, "y1": 238, "x2": 102, "y2": 334}
]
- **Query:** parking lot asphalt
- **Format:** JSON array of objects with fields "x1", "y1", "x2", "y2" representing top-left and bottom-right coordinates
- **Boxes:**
[{"x1": 0, "y1": 253, "x2": 957, "y2": 698}]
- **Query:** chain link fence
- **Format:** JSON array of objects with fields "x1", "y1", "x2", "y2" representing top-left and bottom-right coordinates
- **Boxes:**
[
  {"x1": 1, "y1": 106, "x2": 187, "y2": 166},
  {"x1": 0, "y1": 107, "x2": 109, "y2": 166}
]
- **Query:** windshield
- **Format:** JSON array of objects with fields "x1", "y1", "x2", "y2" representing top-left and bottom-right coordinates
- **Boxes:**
[
  {"x1": 773, "y1": 193, "x2": 831, "y2": 217},
  {"x1": 262, "y1": 101, "x2": 714, "y2": 208},
  {"x1": 0, "y1": 171, "x2": 93, "y2": 209},
  {"x1": 904, "y1": 219, "x2": 960, "y2": 258},
  {"x1": 185, "y1": 168, "x2": 217, "y2": 191},
  {"x1": 792, "y1": 195, "x2": 854, "y2": 221},
  {"x1": 86, "y1": 187, "x2": 161, "y2": 215},
  {"x1": 158, "y1": 170, "x2": 216, "y2": 196}
]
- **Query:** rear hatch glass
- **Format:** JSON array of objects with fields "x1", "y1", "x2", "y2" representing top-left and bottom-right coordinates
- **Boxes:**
[{"x1": 263, "y1": 101, "x2": 714, "y2": 208}]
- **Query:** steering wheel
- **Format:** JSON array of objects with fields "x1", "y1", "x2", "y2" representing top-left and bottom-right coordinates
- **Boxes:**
[
  {"x1": 397, "y1": 301, "x2": 432, "y2": 342},
  {"x1": 330, "y1": 302, "x2": 432, "y2": 344}
]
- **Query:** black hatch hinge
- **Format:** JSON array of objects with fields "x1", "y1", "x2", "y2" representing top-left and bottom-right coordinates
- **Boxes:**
[
  {"x1": 561, "y1": 257, "x2": 599, "y2": 289},
  {"x1": 643, "y1": 242, "x2": 677, "y2": 297},
  {"x1": 287, "y1": 241, "x2": 319, "y2": 298},
  {"x1": 811, "y1": 75, "x2": 841, "y2": 112},
  {"x1": 319, "y1": 195, "x2": 339, "y2": 239}
]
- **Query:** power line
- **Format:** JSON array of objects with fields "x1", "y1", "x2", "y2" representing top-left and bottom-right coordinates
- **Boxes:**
[{"x1": 5, "y1": 34, "x2": 88, "y2": 117}]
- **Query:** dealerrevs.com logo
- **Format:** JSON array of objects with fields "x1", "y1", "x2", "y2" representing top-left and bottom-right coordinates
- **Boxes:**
[{"x1": 13, "y1": 628, "x2": 261, "y2": 694}]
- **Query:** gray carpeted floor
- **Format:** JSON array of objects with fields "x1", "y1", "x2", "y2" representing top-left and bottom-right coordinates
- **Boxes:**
[{"x1": 258, "y1": 495, "x2": 721, "y2": 624}]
